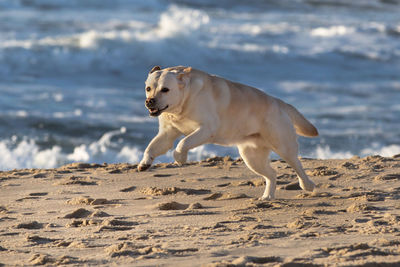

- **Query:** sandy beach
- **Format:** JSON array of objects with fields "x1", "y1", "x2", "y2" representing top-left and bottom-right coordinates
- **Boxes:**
[{"x1": 1, "y1": 155, "x2": 400, "y2": 266}]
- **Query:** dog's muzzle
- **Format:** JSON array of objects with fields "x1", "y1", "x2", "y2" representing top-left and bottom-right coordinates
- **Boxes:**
[
  {"x1": 145, "y1": 98, "x2": 156, "y2": 108},
  {"x1": 145, "y1": 98, "x2": 168, "y2": 117}
]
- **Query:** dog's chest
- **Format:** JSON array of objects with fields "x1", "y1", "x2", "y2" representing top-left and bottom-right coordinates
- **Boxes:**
[{"x1": 168, "y1": 117, "x2": 199, "y2": 136}]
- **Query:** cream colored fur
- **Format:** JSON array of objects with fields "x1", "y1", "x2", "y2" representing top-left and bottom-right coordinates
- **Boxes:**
[{"x1": 138, "y1": 66, "x2": 318, "y2": 200}]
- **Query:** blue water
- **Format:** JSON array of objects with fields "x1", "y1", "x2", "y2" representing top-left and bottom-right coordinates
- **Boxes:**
[{"x1": 1, "y1": 0, "x2": 400, "y2": 170}]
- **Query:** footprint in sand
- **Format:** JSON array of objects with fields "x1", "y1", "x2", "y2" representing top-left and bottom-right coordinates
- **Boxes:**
[
  {"x1": 296, "y1": 192, "x2": 332, "y2": 199},
  {"x1": 102, "y1": 219, "x2": 138, "y2": 227},
  {"x1": 30, "y1": 254, "x2": 55, "y2": 265},
  {"x1": 12, "y1": 171, "x2": 31, "y2": 176},
  {"x1": 318, "y1": 243, "x2": 392, "y2": 260},
  {"x1": 341, "y1": 162, "x2": 359, "y2": 169},
  {"x1": 15, "y1": 221, "x2": 44, "y2": 229},
  {"x1": 120, "y1": 186, "x2": 136, "y2": 192},
  {"x1": 26, "y1": 235, "x2": 56, "y2": 245},
  {"x1": 30, "y1": 254, "x2": 79, "y2": 265},
  {"x1": 310, "y1": 166, "x2": 339, "y2": 176},
  {"x1": 55, "y1": 176, "x2": 98, "y2": 186},
  {"x1": 140, "y1": 186, "x2": 211, "y2": 196},
  {"x1": 62, "y1": 162, "x2": 101, "y2": 170},
  {"x1": 105, "y1": 242, "x2": 198, "y2": 258},
  {"x1": 156, "y1": 201, "x2": 203, "y2": 210},
  {"x1": 216, "y1": 183, "x2": 231, "y2": 187},
  {"x1": 203, "y1": 192, "x2": 223, "y2": 200},
  {"x1": 203, "y1": 192, "x2": 249, "y2": 200},
  {"x1": 141, "y1": 187, "x2": 179, "y2": 196},
  {"x1": 28, "y1": 192, "x2": 48, "y2": 196},
  {"x1": 67, "y1": 196, "x2": 116, "y2": 205},
  {"x1": 63, "y1": 208, "x2": 92, "y2": 218},
  {"x1": 349, "y1": 192, "x2": 386, "y2": 202},
  {"x1": 63, "y1": 209, "x2": 109, "y2": 223},
  {"x1": 96, "y1": 218, "x2": 139, "y2": 232},
  {"x1": 233, "y1": 179, "x2": 265, "y2": 187},
  {"x1": 374, "y1": 173, "x2": 400, "y2": 182},
  {"x1": 229, "y1": 256, "x2": 281, "y2": 265},
  {"x1": 281, "y1": 182, "x2": 301, "y2": 190},
  {"x1": 91, "y1": 211, "x2": 111, "y2": 217},
  {"x1": 346, "y1": 203, "x2": 379, "y2": 213},
  {"x1": 0, "y1": 206, "x2": 9, "y2": 214},
  {"x1": 153, "y1": 173, "x2": 173, "y2": 177},
  {"x1": 33, "y1": 173, "x2": 48, "y2": 178},
  {"x1": 54, "y1": 241, "x2": 88, "y2": 248},
  {"x1": 286, "y1": 218, "x2": 315, "y2": 229},
  {"x1": 157, "y1": 201, "x2": 188, "y2": 210},
  {"x1": 67, "y1": 219, "x2": 102, "y2": 227},
  {"x1": 302, "y1": 209, "x2": 337, "y2": 216}
]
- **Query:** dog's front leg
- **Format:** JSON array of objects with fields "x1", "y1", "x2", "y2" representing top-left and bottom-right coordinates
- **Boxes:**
[
  {"x1": 174, "y1": 126, "x2": 215, "y2": 165},
  {"x1": 138, "y1": 127, "x2": 181, "y2": 171}
]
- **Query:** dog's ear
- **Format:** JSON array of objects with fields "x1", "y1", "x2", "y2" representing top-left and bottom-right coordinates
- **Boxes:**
[
  {"x1": 177, "y1": 67, "x2": 192, "y2": 89},
  {"x1": 177, "y1": 67, "x2": 192, "y2": 81},
  {"x1": 149, "y1": 66, "x2": 161, "y2": 74}
]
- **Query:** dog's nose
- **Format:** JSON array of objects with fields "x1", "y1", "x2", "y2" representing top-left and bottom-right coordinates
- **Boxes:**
[{"x1": 145, "y1": 98, "x2": 156, "y2": 107}]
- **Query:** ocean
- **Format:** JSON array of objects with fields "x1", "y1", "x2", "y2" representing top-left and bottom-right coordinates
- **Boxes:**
[{"x1": 1, "y1": 0, "x2": 399, "y2": 170}]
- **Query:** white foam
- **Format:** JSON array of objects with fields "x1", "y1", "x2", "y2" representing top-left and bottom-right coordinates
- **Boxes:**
[
  {"x1": 0, "y1": 128, "x2": 135, "y2": 171},
  {"x1": 1, "y1": 135, "x2": 400, "y2": 171},
  {"x1": 311, "y1": 145, "x2": 354, "y2": 159},
  {"x1": 311, "y1": 26, "x2": 355, "y2": 37},
  {"x1": 156, "y1": 5, "x2": 210, "y2": 39},
  {"x1": 67, "y1": 127, "x2": 129, "y2": 163},
  {"x1": 135, "y1": 5, "x2": 210, "y2": 41},
  {"x1": 15, "y1": 110, "x2": 28, "y2": 118},
  {"x1": 0, "y1": 138, "x2": 63, "y2": 170},
  {"x1": 307, "y1": 144, "x2": 400, "y2": 160},
  {"x1": 0, "y1": 5, "x2": 214, "y2": 79},
  {"x1": 117, "y1": 146, "x2": 143, "y2": 163},
  {"x1": 33, "y1": 146, "x2": 63, "y2": 169},
  {"x1": 66, "y1": 144, "x2": 90, "y2": 162},
  {"x1": 361, "y1": 144, "x2": 400, "y2": 158},
  {"x1": 213, "y1": 42, "x2": 289, "y2": 54},
  {"x1": 1, "y1": 29, "x2": 136, "y2": 50},
  {"x1": 238, "y1": 22, "x2": 300, "y2": 36}
]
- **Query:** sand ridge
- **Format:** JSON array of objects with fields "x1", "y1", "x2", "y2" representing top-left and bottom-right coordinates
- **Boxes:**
[{"x1": 1, "y1": 155, "x2": 400, "y2": 266}]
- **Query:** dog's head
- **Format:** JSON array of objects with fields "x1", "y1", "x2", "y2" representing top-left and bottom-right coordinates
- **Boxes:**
[{"x1": 144, "y1": 66, "x2": 191, "y2": 117}]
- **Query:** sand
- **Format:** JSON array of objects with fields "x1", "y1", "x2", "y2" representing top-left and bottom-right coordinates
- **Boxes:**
[{"x1": 1, "y1": 155, "x2": 400, "y2": 266}]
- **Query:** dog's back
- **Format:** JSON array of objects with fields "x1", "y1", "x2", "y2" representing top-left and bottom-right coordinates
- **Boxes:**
[{"x1": 196, "y1": 70, "x2": 318, "y2": 138}]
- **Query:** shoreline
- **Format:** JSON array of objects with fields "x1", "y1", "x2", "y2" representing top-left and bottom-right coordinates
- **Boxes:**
[{"x1": 1, "y1": 155, "x2": 400, "y2": 266}]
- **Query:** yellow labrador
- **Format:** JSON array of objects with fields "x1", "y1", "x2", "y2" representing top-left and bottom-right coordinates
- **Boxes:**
[{"x1": 138, "y1": 66, "x2": 318, "y2": 200}]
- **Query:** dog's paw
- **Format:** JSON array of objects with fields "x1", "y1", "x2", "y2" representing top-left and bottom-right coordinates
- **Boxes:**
[
  {"x1": 260, "y1": 194, "x2": 275, "y2": 201},
  {"x1": 173, "y1": 150, "x2": 187, "y2": 165},
  {"x1": 299, "y1": 179, "x2": 316, "y2": 192},
  {"x1": 137, "y1": 163, "x2": 151, "y2": 172}
]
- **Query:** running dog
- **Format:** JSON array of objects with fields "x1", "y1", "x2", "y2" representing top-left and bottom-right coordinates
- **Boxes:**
[{"x1": 138, "y1": 66, "x2": 318, "y2": 200}]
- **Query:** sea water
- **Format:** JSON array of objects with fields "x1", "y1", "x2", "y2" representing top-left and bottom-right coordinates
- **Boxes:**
[{"x1": 1, "y1": 0, "x2": 399, "y2": 170}]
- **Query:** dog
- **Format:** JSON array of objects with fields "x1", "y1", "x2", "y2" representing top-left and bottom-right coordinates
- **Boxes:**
[{"x1": 138, "y1": 66, "x2": 318, "y2": 200}]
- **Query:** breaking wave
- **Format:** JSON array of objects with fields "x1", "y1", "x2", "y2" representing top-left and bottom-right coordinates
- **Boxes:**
[{"x1": 1, "y1": 132, "x2": 400, "y2": 171}]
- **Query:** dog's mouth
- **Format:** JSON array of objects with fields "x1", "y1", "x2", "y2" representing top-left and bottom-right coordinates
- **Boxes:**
[{"x1": 149, "y1": 105, "x2": 169, "y2": 117}]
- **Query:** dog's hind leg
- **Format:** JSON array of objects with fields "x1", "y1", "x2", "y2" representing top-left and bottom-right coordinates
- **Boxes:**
[
  {"x1": 270, "y1": 129, "x2": 316, "y2": 192},
  {"x1": 263, "y1": 111, "x2": 316, "y2": 193},
  {"x1": 238, "y1": 144, "x2": 277, "y2": 200},
  {"x1": 278, "y1": 150, "x2": 315, "y2": 192}
]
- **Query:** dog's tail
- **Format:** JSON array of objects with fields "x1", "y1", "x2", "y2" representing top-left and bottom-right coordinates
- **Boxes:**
[{"x1": 279, "y1": 101, "x2": 318, "y2": 137}]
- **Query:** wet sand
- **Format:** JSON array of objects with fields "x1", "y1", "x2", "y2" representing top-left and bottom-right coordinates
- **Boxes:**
[{"x1": 1, "y1": 155, "x2": 400, "y2": 266}]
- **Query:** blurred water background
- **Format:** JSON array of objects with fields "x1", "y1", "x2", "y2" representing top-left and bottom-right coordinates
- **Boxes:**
[{"x1": 1, "y1": 0, "x2": 400, "y2": 170}]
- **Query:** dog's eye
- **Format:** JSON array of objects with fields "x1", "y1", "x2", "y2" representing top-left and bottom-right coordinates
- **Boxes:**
[
  {"x1": 146, "y1": 87, "x2": 151, "y2": 92},
  {"x1": 161, "y1": 87, "x2": 169, "y2": 93}
]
